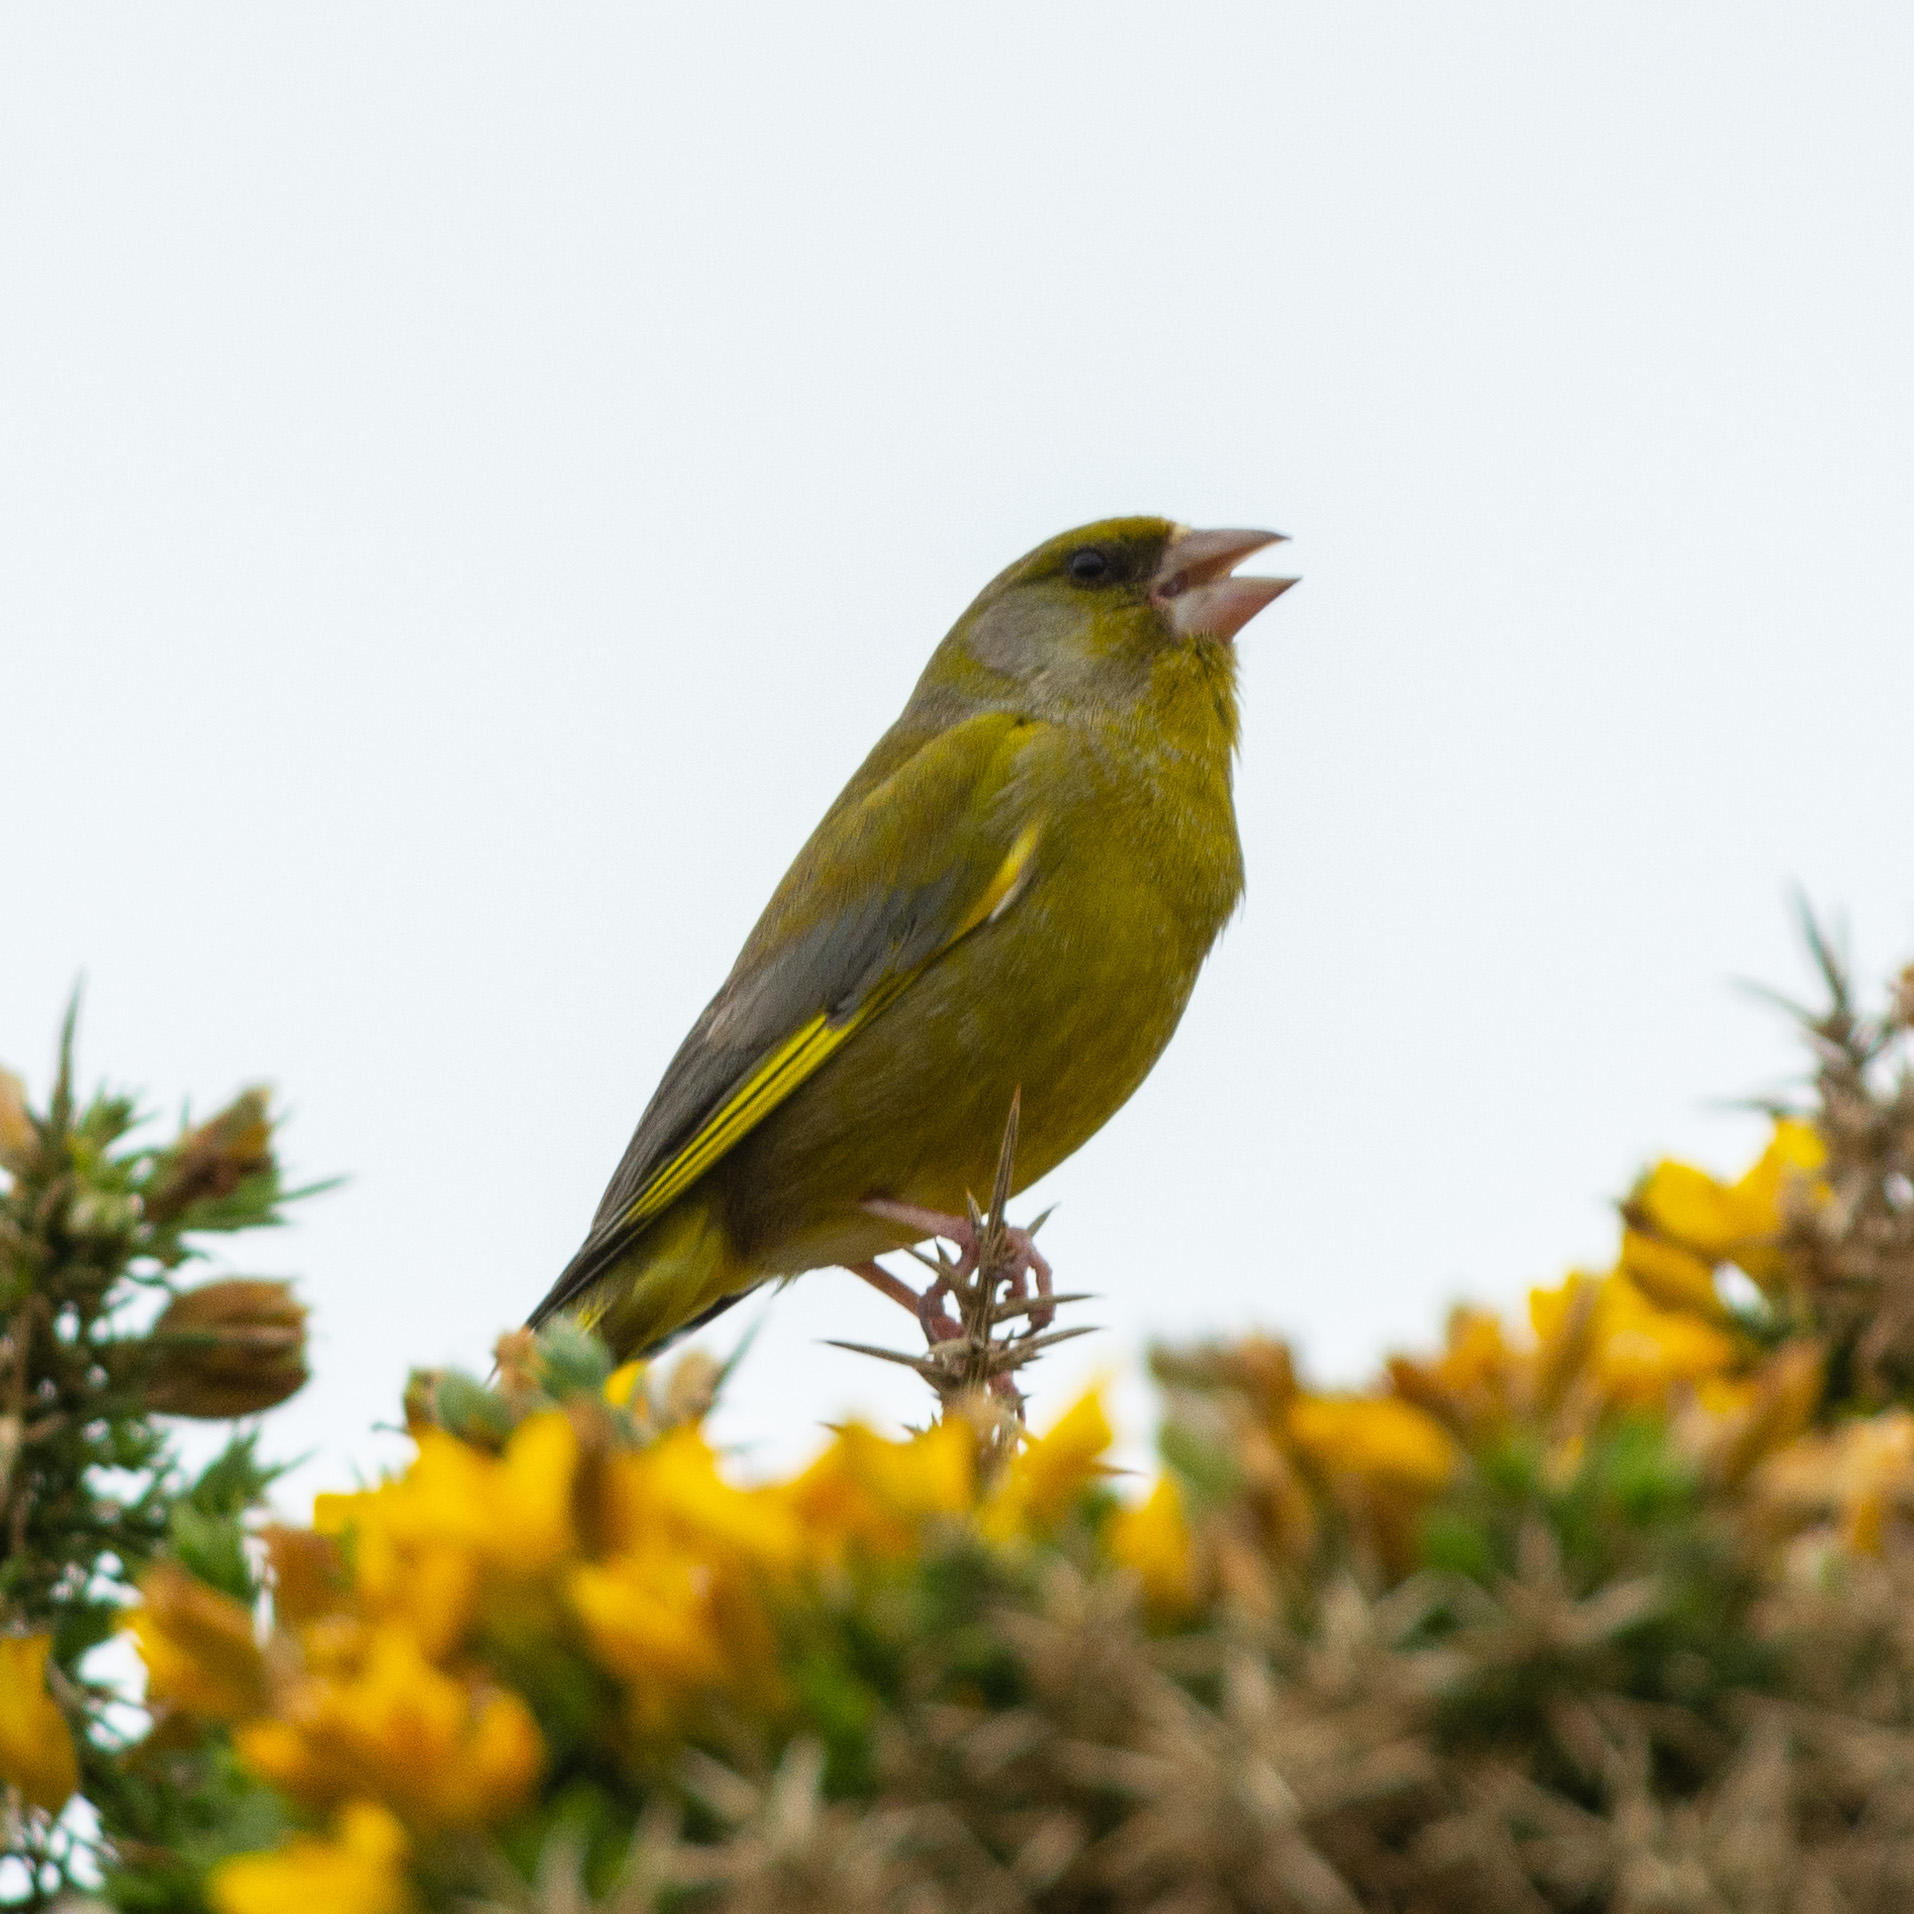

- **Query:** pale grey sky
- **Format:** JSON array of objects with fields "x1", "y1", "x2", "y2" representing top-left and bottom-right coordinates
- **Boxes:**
[{"x1": 4, "y1": 5, "x2": 1912, "y2": 1489}]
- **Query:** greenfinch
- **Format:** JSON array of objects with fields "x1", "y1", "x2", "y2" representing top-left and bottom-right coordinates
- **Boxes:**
[{"x1": 530, "y1": 517, "x2": 1294, "y2": 1359}]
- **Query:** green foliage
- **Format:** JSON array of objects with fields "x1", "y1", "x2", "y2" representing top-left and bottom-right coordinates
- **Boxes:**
[{"x1": 0, "y1": 1003, "x2": 315, "y2": 1909}]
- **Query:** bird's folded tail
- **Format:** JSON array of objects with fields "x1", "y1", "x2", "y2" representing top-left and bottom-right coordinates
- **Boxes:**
[{"x1": 529, "y1": 1192, "x2": 749, "y2": 1362}]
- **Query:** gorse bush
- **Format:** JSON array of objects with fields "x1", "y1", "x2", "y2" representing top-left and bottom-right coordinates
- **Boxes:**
[
  {"x1": 7, "y1": 939, "x2": 1914, "y2": 1912},
  {"x1": 0, "y1": 1008, "x2": 316, "y2": 1907}
]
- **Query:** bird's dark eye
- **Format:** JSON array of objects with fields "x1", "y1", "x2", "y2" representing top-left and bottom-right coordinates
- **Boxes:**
[{"x1": 1068, "y1": 547, "x2": 1109, "y2": 582}]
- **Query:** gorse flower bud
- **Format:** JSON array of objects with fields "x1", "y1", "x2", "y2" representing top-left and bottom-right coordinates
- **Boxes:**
[
  {"x1": 65, "y1": 1185, "x2": 142, "y2": 1245},
  {"x1": 0, "y1": 1067, "x2": 36, "y2": 1174},
  {"x1": 141, "y1": 1278, "x2": 309, "y2": 1418},
  {"x1": 142, "y1": 1087, "x2": 274, "y2": 1225}
]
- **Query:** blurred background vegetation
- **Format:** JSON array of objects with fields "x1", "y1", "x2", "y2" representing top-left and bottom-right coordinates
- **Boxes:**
[{"x1": 7, "y1": 938, "x2": 1914, "y2": 1912}]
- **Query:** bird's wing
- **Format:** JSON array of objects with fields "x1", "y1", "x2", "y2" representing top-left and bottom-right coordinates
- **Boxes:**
[{"x1": 529, "y1": 710, "x2": 1046, "y2": 1327}]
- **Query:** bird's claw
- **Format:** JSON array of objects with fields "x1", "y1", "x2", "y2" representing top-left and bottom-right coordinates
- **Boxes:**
[
  {"x1": 917, "y1": 1275, "x2": 962, "y2": 1345},
  {"x1": 859, "y1": 1199, "x2": 1057, "y2": 1334}
]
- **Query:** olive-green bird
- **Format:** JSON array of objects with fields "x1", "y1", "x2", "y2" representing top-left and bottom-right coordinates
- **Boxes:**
[{"x1": 529, "y1": 517, "x2": 1294, "y2": 1360}]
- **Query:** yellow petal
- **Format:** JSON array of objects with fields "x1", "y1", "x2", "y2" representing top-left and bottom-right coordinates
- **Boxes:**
[
  {"x1": 1636, "y1": 1161, "x2": 1757, "y2": 1261},
  {"x1": 644, "y1": 1429, "x2": 803, "y2": 1568},
  {"x1": 126, "y1": 1562, "x2": 265, "y2": 1721},
  {"x1": 1634, "y1": 1122, "x2": 1825, "y2": 1275},
  {"x1": 787, "y1": 1421, "x2": 975, "y2": 1560},
  {"x1": 391, "y1": 1543, "x2": 481, "y2": 1661},
  {"x1": 839, "y1": 1419, "x2": 974, "y2": 1519},
  {"x1": 1106, "y1": 1477, "x2": 1198, "y2": 1617},
  {"x1": 246, "y1": 1626, "x2": 546, "y2": 1828},
  {"x1": 0, "y1": 1634, "x2": 79, "y2": 1814},
  {"x1": 603, "y1": 1360, "x2": 647, "y2": 1409},
  {"x1": 234, "y1": 1718, "x2": 335, "y2": 1803},
  {"x1": 333, "y1": 1630, "x2": 470, "y2": 1770},
  {"x1": 999, "y1": 1391, "x2": 1114, "y2": 1529},
  {"x1": 492, "y1": 1411, "x2": 578, "y2": 1572},
  {"x1": 208, "y1": 1800, "x2": 412, "y2": 1914},
  {"x1": 399, "y1": 1431, "x2": 500, "y2": 1549},
  {"x1": 1287, "y1": 1395, "x2": 1457, "y2": 1495},
  {"x1": 1589, "y1": 1275, "x2": 1742, "y2": 1404},
  {"x1": 337, "y1": 1798, "x2": 411, "y2": 1866},
  {"x1": 312, "y1": 1489, "x2": 371, "y2": 1537},
  {"x1": 1734, "y1": 1118, "x2": 1827, "y2": 1218},
  {"x1": 445, "y1": 1688, "x2": 545, "y2": 1822},
  {"x1": 1619, "y1": 1228, "x2": 1728, "y2": 1321},
  {"x1": 568, "y1": 1553, "x2": 724, "y2": 1689}
]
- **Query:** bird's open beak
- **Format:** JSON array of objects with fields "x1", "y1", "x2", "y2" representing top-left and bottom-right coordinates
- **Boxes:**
[{"x1": 1154, "y1": 527, "x2": 1296, "y2": 641}]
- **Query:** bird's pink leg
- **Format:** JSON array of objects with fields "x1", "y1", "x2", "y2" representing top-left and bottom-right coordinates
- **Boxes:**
[
  {"x1": 850, "y1": 1260, "x2": 962, "y2": 1344},
  {"x1": 863, "y1": 1198, "x2": 1056, "y2": 1331}
]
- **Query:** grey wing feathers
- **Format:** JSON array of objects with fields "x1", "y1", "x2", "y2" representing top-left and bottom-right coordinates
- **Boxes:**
[
  {"x1": 587, "y1": 862, "x2": 970, "y2": 1235},
  {"x1": 527, "y1": 710, "x2": 1036, "y2": 1335}
]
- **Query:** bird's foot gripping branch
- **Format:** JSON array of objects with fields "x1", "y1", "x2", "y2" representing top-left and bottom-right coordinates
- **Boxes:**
[{"x1": 841, "y1": 1092, "x2": 1098, "y2": 1472}]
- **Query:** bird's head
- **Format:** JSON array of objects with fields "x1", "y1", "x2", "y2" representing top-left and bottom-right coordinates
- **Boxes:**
[{"x1": 930, "y1": 516, "x2": 1295, "y2": 721}]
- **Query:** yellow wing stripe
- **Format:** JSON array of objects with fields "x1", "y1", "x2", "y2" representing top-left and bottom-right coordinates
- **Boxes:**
[
  {"x1": 623, "y1": 988, "x2": 894, "y2": 1226},
  {"x1": 619, "y1": 825, "x2": 1041, "y2": 1231},
  {"x1": 952, "y1": 821, "x2": 1041, "y2": 939}
]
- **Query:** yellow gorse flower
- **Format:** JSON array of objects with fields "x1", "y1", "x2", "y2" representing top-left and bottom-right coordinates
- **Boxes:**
[
  {"x1": 1587, "y1": 1274, "x2": 1743, "y2": 1404},
  {"x1": 570, "y1": 1426, "x2": 812, "y2": 1732},
  {"x1": 982, "y1": 1389, "x2": 1115, "y2": 1539},
  {"x1": 208, "y1": 1799, "x2": 412, "y2": 1914},
  {"x1": 235, "y1": 1629, "x2": 542, "y2": 1828},
  {"x1": 603, "y1": 1359, "x2": 646, "y2": 1409},
  {"x1": 621, "y1": 1427, "x2": 805, "y2": 1569},
  {"x1": 306, "y1": 1411, "x2": 587, "y2": 1661},
  {"x1": 322, "y1": 1411, "x2": 579, "y2": 1575},
  {"x1": 1618, "y1": 1228, "x2": 1730, "y2": 1323},
  {"x1": 1636, "y1": 1117, "x2": 1826, "y2": 1289},
  {"x1": 1287, "y1": 1393, "x2": 1459, "y2": 1496},
  {"x1": 1106, "y1": 1475, "x2": 1199, "y2": 1617},
  {"x1": 0, "y1": 1633, "x2": 79, "y2": 1815},
  {"x1": 127, "y1": 1561, "x2": 266, "y2": 1722},
  {"x1": 787, "y1": 1419, "x2": 974, "y2": 1560},
  {"x1": 569, "y1": 1547, "x2": 726, "y2": 1689}
]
